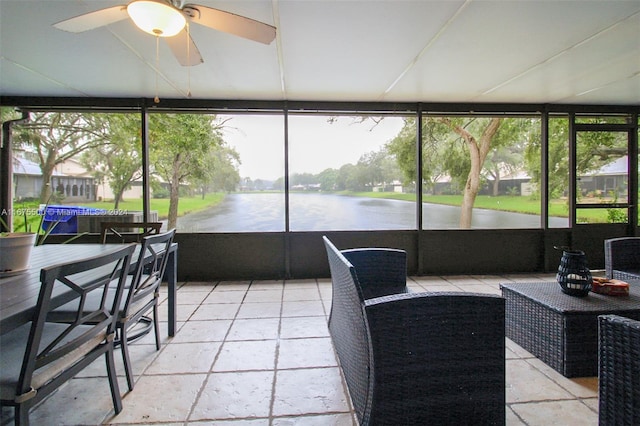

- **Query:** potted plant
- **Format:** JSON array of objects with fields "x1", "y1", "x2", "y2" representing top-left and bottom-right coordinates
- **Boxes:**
[
  {"x1": 1, "y1": 213, "x2": 37, "y2": 275},
  {"x1": 0, "y1": 231, "x2": 37, "y2": 275}
]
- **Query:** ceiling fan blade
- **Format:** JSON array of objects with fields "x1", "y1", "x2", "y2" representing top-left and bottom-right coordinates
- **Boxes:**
[
  {"x1": 165, "y1": 29, "x2": 204, "y2": 66},
  {"x1": 183, "y1": 4, "x2": 276, "y2": 45},
  {"x1": 53, "y1": 5, "x2": 129, "y2": 33}
]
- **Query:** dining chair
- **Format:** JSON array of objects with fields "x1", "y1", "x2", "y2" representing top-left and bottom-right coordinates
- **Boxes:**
[
  {"x1": 117, "y1": 229, "x2": 175, "y2": 391},
  {"x1": 100, "y1": 221, "x2": 162, "y2": 244},
  {"x1": 0, "y1": 244, "x2": 135, "y2": 426}
]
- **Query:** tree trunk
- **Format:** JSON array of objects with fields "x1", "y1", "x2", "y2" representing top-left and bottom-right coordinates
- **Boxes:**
[
  {"x1": 450, "y1": 118, "x2": 502, "y2": 228},
  {"x1": 167, "y1": 158, "x2": 181, "y2": 229},
  {"x1": 39, "y1": 159, "x2": 56, "y2": 203},
  {"x1": 113, "y1": 187, "x2": 125, "y2": 210},
  {"x1": 492, "y1": 175, "x2": 500, "y2": 196}
]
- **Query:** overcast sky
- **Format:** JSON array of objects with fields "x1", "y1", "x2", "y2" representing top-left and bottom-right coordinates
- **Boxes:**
[{"x1": 219, "y1": 114, "x2": 405, "y2": 181}]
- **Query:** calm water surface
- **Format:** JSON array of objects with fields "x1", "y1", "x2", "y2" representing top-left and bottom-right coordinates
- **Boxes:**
[{"x1": 176, "y1": 193, "x2": 568, "y2": 232}]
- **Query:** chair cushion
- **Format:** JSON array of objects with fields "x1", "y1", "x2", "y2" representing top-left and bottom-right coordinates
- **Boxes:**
[{"x1": 0, "y1": 322, "x2": 106, "y2": 401}]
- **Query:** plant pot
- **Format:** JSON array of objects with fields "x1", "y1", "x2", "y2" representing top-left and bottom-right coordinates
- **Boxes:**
[{"x1": 0, "y1": 232, "x2": 36, "y2": 275}]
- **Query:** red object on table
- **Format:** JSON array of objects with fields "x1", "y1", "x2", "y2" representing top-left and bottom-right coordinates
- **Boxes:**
[{"x1": 592, "y1": 277, "x2": 630, "y2": 296}]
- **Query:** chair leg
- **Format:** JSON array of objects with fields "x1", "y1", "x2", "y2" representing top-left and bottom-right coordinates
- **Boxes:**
[
  {"x1": 119, "y1": 325, "x2": 135, "y2": 392},
  {"x1": 15, "y1": 404, "x2": 29, "y2": 426},
  {"x1": 105, "y1": 347, "x2": 123, "y2": 413},
  {"x1": 153, "y1": 302, "x2": 161, "y2": 351}
]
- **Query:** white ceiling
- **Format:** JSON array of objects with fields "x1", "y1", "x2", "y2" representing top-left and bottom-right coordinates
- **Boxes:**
[{"x1": 1, "y1": 0, "x2": 639, "y2": 105}]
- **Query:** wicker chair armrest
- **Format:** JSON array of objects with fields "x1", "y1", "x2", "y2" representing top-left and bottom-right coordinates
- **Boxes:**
[
  {"x1": 342, "y1": 248, "x2": 408, "y2": 299},
  {"x1": 362, "y1": 291, "x2": 506, "y2": 424},
  {"x1": 611, "y1": 269, "x2": 640, "y2": 284},
  {"x1": 598, "y1": 314, "x2": 640, "y2": 425},
  {"x1": 604, "y1": 237, "x2": 640, "y2": 279}
]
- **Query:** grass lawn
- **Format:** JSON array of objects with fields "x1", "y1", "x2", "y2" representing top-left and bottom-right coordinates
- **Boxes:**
[{"x1": 345, "y1": 191, "x2": 617, "y2": 223}]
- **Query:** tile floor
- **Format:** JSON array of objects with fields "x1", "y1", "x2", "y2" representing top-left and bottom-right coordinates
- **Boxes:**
[{"x1": 1, "y1": 273, "x2": 600, "y2": 426}]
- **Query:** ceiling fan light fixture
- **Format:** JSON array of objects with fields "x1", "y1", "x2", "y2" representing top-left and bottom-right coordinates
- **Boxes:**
[{"x1": 127, "y1": 0, "x2": 186, "y2": 37}]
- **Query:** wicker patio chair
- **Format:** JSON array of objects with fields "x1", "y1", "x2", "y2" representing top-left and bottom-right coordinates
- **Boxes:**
[
  {"x1": 340, "y1": 246, "x2": 408, "y2": 299},
  {"x1": 0, "y1": 244, "x2": 135, "y2": 426},
  {"x1": 598, "y1": 314, "x2": 640, "y2": 426},
  {"x1": 604, "y1": 237, "x2": 640, "y2": 282},
  {"x1": 323, "y1": 236, "x2": 506, "y2": 425}
]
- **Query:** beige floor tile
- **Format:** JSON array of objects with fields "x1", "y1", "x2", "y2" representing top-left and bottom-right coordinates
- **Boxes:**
[
  {"x1": 170, "y1": 319, "x2": 232, "y2": 343},
  {"x1": 190, "y1": 371, "x2": 274, "y2": 420},
  {"x1": 272, "y1": 413, "x2": 356, "y2": 425},
  {"x1": 506, "y1": 406, "x2": 527, "y2": 425},
  {"x1": 227, "y1": 318, "x2": 280, "y2": 341},
  {"x1": 145, "y1": 342, "x2": 221, "y2": 374},
  {"x1": 214, "y1": 340, "x2": 277, "y2": 372},
  {"x1": 250, "y1": 280, "x2": 284, "y2": 289},
  {"x1": 176, "y1": 290, "x2": 212, "y2": 305},
  {"x1": 280, "y1": 316, "x2": 330, "y2": 339},
  {"x1": 506, "y1": 338, "x2": 535, "y2": 359},
  {"x1": 191, "y1": 303, "x2": 241, "y2": 320},
  {"x1": 157, "y1": 303, "x2": 200, "y2": 322},
  {"x1": 458, "y1": 283, "x2": 502, "y2": 295},
  {"x1": 204, "y1": 290, "x2": 247, "y2": 304},
  {"x1": 282, "y1": 279, "x2": 319, "y2": 288},
  {"x1": 212, "y1": 282, "x2": 251, "y2": 291},
  {"x1": 510, "y1": 400, "x2": 598, "y2": 425},
  {"x1": 507, "y1": 359, "x2": 575, "y2": 403},
  {"x1": 444, "y1": 275, "x2": 485, "y2": 285},
  {"x1": 236, "y1": 302, "x2": 282, "y2": 319},
  {"x1": 526, "y1": 357, "x2": 599, "y2": 398},
  {"x1": 277, "y1": 337, "x2": 337, "y2": 369},
  {"x1": 418, "y1": 284, "x2": 464, "y2": 292},
  {"x1": 244, "y1": 289, "x2": 284, "y2": 303},
  {"x1": 177, "y1": 282, "x2": 217, "y2": 291},
  {"x1": 281, "y1": 300, "x2": 326, "y2": 317},
  {"x1": 111, "y1": 374, "x2": 207, "y2": 423},
  {"x1": 283, "y1": 288, "x2": 321, "y2": 301},
  {"x1": 272, "y1": 367, "x2": 350, "y2": 416},
  {"x1": 193, "y1": 420, "x2": 270, "y2": 426}
]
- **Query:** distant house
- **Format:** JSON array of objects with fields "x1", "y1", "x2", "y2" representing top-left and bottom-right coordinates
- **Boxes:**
[
  {"x1": 13, "y1": 157, "x2": 97, "y2": 202},
  {"x1": 578, "y1": 156, "x2": 628, "y2": 199}
]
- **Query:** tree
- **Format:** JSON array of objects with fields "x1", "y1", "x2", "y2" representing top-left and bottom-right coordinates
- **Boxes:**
[
  {"x1": 440, "y1": 117, "x2": 502, "y2": 227},
  {"x1": 149, "y1": 114, "x2": 224, "y2": 229},
  {"x1": 81, "y1": 114, "x2": 142, "y2": 209},
  {"x1": 524, "y1": 117, "x2": 627, "y2": 201},
  {"x1": 13, "y1": 112, "x2": 112, "y2": 202},
  {"x1": 389, "y1": 117, "x2": 506, "y2": 228},
  {"x1": 194, "y1": 144, "x2": 241, "y2": 196}
]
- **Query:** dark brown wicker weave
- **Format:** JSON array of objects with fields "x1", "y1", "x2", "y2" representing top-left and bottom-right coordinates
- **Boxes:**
[
  {"x1": 604, "y1": 237, "x2": 640, "y2": 282},
  {"x1": 501, "y1": 282, "x2": 640, "y2": 377},
  {"x1": 324, "y1": 236, "x2": 506, "y2": 425},
  {"x1": 598, "y1": 315, "x2": 640, "y2": 426}
]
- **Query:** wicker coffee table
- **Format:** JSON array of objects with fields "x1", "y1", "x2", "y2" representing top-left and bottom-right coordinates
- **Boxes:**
[{"x1": 500, "y1": 282, "x2": 640, "y2": 377}]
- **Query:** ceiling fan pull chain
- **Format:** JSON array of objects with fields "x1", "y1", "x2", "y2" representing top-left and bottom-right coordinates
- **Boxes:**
[
  {"x1": 154, "y1": 35, "x2": 160, "y2": 104},
  {"x1": 187, "y1": 22, "x2": 192, "y2": 98}
]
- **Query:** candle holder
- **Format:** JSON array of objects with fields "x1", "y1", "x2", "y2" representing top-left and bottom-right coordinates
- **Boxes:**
[{"x1": 556, "y1": 248, "x2": 592, "y2": 297}]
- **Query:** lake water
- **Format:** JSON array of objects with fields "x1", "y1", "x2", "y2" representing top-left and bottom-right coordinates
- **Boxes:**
[{"x1": 176, "y1": 193, "x2": 568, "y2": 232}]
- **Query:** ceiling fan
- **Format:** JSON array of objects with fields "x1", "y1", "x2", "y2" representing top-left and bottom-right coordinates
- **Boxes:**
[{"x1": 53, "y1": 0, "x2": 277, "y2": 66}]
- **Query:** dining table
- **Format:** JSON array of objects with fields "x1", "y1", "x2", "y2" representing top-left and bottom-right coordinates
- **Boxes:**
[{"x1": 0, "y1": 242, "x2": 178, "y2": 336}]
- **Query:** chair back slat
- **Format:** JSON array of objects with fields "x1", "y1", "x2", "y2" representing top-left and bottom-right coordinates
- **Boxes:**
[
  {"x1": 100, "y1": 221, "x2": 162, "y2": 244},
  {"x1": 123, "y1": 229, "x2": 176, "y2": 316}
]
